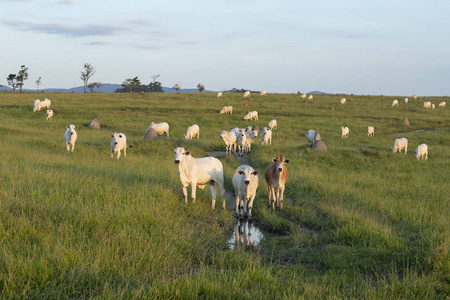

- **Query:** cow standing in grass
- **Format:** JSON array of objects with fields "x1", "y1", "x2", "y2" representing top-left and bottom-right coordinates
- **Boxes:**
[{"x1": 265, "y1": 155, "x2": 289, "y2": 210}]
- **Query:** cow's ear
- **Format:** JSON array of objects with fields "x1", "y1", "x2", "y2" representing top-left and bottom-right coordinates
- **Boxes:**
[
  {"x1": 75, "y1": 127, "x2": 78, "y2": 129},
  {"x1": 66, "y1": 126, "x2": 69, "y2": 129},
  {"x1": 237, "y1": 170, "x2": 243, "y2": 175},
  {"x1": 285, "y1": 159, "x2": 290, "y2": 163},
  {"x1": 119, "y1": 135, "x2": 122, "y2": 138},
  {"x1": 184, "y1": 151, "x2": 190, "y2": 155},
  {"x1": 173, "y1": 149, "x2": 176, "y2": 153},
  {"x1": 252, "y1": 171, "x2": 258, "y2": 175},
  {"x1": 272, "y1": 158, "x2": 277, "y2": 162},
  {"x1": 110, "y1": 134, "x2": 114, "y2": 137}
]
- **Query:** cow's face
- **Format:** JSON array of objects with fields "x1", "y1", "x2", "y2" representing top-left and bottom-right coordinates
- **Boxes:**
[
  {"x1": 237, "y1": 167, "x2": 258, "y2": 185},
  {"x1": 174, "y1": 147, "x2": 190, "y2": 164},
  {"x1": 272, "y1": 155, "x2": 289, "y2": 172},
  {"x1": 110, "y1": 133, "x2": 123, "y2": 149},
  {"x1": 66, "y1": 124, "x2": 77, "y2": 135}
]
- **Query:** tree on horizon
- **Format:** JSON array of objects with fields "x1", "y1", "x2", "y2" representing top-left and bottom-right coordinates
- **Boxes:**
[{"x1": 80, "y1": 63, "x2": 96, "y2": 93}]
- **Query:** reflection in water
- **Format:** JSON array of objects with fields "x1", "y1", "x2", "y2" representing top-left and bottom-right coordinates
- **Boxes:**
[{"x1": 228, "y1": 219, "x2": 264, "y2": 249}]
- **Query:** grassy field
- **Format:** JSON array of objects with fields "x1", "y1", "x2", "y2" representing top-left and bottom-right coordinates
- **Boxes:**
[{"x1": 0, "y1": 91, "x2": 448, "y2": 298}]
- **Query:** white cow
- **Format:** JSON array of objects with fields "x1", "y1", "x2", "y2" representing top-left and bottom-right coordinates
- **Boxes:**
[
  {"x1": 301, "y1": 94, "x2": 307, "y2": 99},
  {"x1": 220, "y1": 130, "x2": 237, "y2": 155},
  {"x1": 261, "y1": 127, "x2": 272, "y2": 145},
  {"x1": 308, "y1": 95, "x2": 313, "y2": 100},
  {"x1": 236, "y1": 130, "x2": 247, "y2": 156},
  {"x1": 367, "y1": 126, "x2": 374, "y2": 137},
  {"x1": 45, "y1": 109, "x2": 54, "y2": 120},
  {"x1": 413, "y1": 95, "x2": 417, "y2": 100},
  {"x1": 431, "y1": 104, "x2": 435, "y2": 110},
  {"x1": 404, "y1": 97, "x2": 409, "y2": 104},
  {"x1": 341, "y1": 126, "x2": 349, "y2": 138},
  {"x1": 392, "y1": 100, "x2": 399, "y2": 107},
  {"x1": 415, "y1": 144, "x2": 428, "y2": 160},
  {"x1": 243, "y1": 91, "x2": 251, "y2": 98},
  {"x1": 146, "y1": 122, "x2": 169, "y2": 137},
  {"x1": 260, "y1": 90, "x2": 266, "y2": 96},
  {"x1": 217, "y1": 92, "x2": 222, "y2": 98},
  {"x1": 243, "y1": 111, "x2": 258, "y2": 121},
  {"x1": 439, "y1": 101, "x2": 446, "y2": 107},
  {"x1": 392, "y1": 138, "x2": 408, "y2": 154},
  {"x1": 268, "y1": 119, "x2": 277, "y2": 130},
  {"x1": 33, "y1": 99, "x2": 41, "y2": 112},
  {"x1": 219, "y1": 106, "x2": 233, "y2": 114},
  {"x1": 232, "y1": 165, "x2": 259, "y2": 219},
  {"x1": 173, "y1": 147, "x2": 226, "y2": 209},
  {"x1": 423, "y1": 101, "x2": 431, "y2": 109},
  {"x1": 64, "y1": 125, "x2": 78, "y2": 153},
  {"x1": 244, "y1": 130, "x2": 258, "y2": 153},
  {"x1": 340, "y1": 98, "x2": 346, "y2": 105},
  {"x1": 42, "y1": 98, "x2": 51, "y2": 109},
  {"x1": 306, "y1": 130, "x2": 321, "y2": 144},
  {"x1": 185, "y1": 124, "x2": 200, "y2": 140},
  {"x1": 110, "y1": 132, "x2": 130, "y2": 159}
]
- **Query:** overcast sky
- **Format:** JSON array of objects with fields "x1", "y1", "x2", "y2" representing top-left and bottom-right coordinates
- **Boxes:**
[{"x1": 1, "y1": 0, "x2": 449, "y2": 95}]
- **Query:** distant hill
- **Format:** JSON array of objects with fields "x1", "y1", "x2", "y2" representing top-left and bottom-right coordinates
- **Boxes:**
[{"x1": 308, "y1": 91, "x2": 329, "y2": 94}]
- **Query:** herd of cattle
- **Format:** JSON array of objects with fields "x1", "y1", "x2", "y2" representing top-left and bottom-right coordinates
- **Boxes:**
[{"x1": 31, "y1": 92, "x2": 443, "y2": 218}]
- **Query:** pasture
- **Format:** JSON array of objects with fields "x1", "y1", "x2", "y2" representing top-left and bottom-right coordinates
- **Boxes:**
[{"x1": 0, "y1": 91, "x2": 449, "y2": 298}]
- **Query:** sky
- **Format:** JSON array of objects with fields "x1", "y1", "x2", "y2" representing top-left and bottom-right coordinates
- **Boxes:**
[{"x1": 1, "y1": 0, "x2": 449, "y2": 95}]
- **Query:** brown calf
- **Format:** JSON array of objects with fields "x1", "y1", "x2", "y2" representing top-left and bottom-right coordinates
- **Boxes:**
[{"x1": 265, "y1": 155, "x2": 289, "y2": 210}]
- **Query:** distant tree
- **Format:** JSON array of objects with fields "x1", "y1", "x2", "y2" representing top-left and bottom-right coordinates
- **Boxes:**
[
  {"x1": 16, "y1": 65, "x2": 28, "y2": 93},
  {"x1": 95, "y1": 82, "x2": 103, "y2": 92},
  {"x1": 87, "y1": 82, "x2": 96, "y2": 93},
  {"x1": 150, "y1": 74, "x2": 160, "y2": 92},
  {"x1": 172, "y1": 83, "x2": 181, "y2": 92},
  {"x1": 122, "y1": 77, "x2": 141, "y2": 93},
  {"x1": 7, "y1": 74, "x2": 17, "y2": 92},
  {"x1": 35, "y1": 77, "x2": 42, "y2": 92},
  {"x1": 197, "y1": 83, "x2": 205, "y2": 93},
  {"x1": 80, "y1": 63, "x2": 96, "y2": 93},
  {"x1": 148, "y1": 80, "x2": 163, "y2": 92}
]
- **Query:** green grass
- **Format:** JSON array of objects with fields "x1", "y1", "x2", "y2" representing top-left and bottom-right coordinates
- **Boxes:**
[{"x1": 0, "y1": 91, "x2": 449, "y2": 298}]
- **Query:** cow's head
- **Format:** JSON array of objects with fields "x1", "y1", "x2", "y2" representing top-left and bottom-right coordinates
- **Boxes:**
[
  {"x1": 236, "y1": 167, "x2": 258, "y2": 185},
  {"x1": 174, "y1": 147, "x2": 190, "y2": 164},
  {"x1": 66, "y1": 124, "x2": 77, "y2": 135},
  {"x1": 272, "y1": 155, "x2": 289, "y2": 172}
]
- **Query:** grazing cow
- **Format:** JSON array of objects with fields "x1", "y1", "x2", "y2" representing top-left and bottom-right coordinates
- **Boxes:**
[
  {"x1": 306, "y1": 130, "x2": 321, "y2": 144},
  {"x1": 45, "y1": 109, "x2": 54, "y2": 120},
  {"x1": 392, "y1": 138, "x2": 408, "y2": 154},
  {"x1": 42, "y1": 98, "x2": 51, "y2": 109},
  {"x1": 367, "y1": 126, "x2": 374, "y2": 137},
  {"x1": 413, "y1": 95, "x2": 417, "y2": 100},
  {"x1": 265, "y1": 155, "x2": 289, "y2": 211},
  {"x1": 423, "y1": 101, "x2": 431, "y2": 109},
  {"x1": 340, "y1": 126, "x2": 349, "y2": 138},
  {"x1": 301, "y1": 93, "x2": 307, "y2": 99},
  {"x1": 261, "y1": 127, "x2": 272, "y2": 145},
  {"x1": 340, "y1": 98, "x2": 346, "y2": 105},
  {"x1": 33, "y1": 99, "x2": 41, "y2": 112},
  {"x1": 173, "y1": 147, "x2": 226, "y2": 209},
  {"x1": 392, "y1": 100, "x2": 399, "y2": 107},
  {"x1": 110, "y1": 132, "x2": 131, "y2": 159},
  {"x1": 220, "y1": 130, "x2": 237, "y2": 155},
  {"x1": 217, "y1": 92, "x2": 222, "y2": 98},
  {"x1": 431, "y1": 104, "x2": 435, "y2": 110},
  {"x1": 184, "y1": 124, "x2": 200, "y2": 140},
  {"x1": 260, "y1": 90, "x2": 266, "y2": 96},
  {"x1": 404, "y1": 97, "x2": 409, "y2": 104},
  {"x1": 243, "y1": 111, "x2": 258, "y2": 121},
  {"x1": 308, "y1": 95, "x2": 313, "y2": 100},
  {"x1": 243, "y1": 91, "x2": 251, "y2": 98},
  {"x1": 64, "y1": 125, "x2": 78, "y2": 153},
  {"x1": 219, "y1": 106, "x2": 233, "y2": 114},
  {"x1": 438, "y1": 101, "x2": 446, "y2": 107},
  {"x1": 146, "y1": 122, "x2": 169, "y2": 137},
  {"x1": 232, "y1": 165, "x2": 259, "y2": 218},
  {"x1": 415, "y1": 144, "x2": 428, "y2": 160},
  {"x1": 268, "y1": 119, "x2": 277, "y2": 130}
]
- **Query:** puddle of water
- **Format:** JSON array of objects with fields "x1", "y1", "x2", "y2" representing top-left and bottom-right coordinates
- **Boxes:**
[{"x1": 228, "y1": 219, "x2": 264, "y2": 249}]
